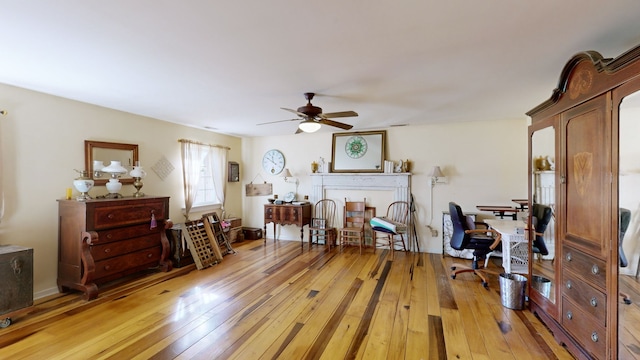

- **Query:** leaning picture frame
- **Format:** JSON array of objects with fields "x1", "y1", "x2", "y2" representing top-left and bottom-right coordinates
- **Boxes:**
[{"x1": 331, "y1": 130, "x2": 386, "y2": 173}]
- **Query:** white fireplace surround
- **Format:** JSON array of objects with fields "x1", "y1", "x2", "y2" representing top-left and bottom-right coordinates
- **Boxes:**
[{"x1": 310, "y1": 173, "x2": 411, "y2": 205}]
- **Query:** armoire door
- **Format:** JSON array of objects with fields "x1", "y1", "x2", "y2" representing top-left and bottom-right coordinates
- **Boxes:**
[{"x1": 562, "y1": 93, "x2": 612, "y2": 258}]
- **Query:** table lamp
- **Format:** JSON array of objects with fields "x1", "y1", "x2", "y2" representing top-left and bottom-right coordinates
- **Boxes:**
[
  {"x1": 102, "y1": 161, "x2": 128, "y2": 198},
  {"x1": 130, "y1": 163, "x2": 147, "y2": 197}
]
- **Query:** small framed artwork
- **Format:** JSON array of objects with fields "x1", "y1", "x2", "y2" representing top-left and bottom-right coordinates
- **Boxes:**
[{"x1": 228, "y1": 161, "x2": 240, "y2": 182}]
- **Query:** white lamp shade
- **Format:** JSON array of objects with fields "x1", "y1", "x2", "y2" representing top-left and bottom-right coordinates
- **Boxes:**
[
  {"x1": 102, "y1": 161, "x2": 128, "y2": 174},
  {"x1": 429, "y1": 166, "x2": 444, "y2": 178},
  {"x1": 93, "y1": 160, "x2": 105, "y2": 171},
  {"x1": 281, "y1": 168, "x2": 293, "y2": 178},
  {"x1": 130, "y1": 166, "x2": 146, "y2": 178},
  {"x1": 298, "y1": 120, "x2": 321, "y2": 133}
]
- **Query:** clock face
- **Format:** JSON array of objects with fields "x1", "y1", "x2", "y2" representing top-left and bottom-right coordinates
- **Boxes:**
[
  {"x1": 262, "y1": 149, "x2": 285, "y2": 175},
  {"x1": 345, "y1": 136, "x2": 368, "y2": 159}
]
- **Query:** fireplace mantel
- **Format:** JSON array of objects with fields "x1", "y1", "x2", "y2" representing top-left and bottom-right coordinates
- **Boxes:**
[{"x1": 310, "y1": 173, "x2": 411, "y2": 205}]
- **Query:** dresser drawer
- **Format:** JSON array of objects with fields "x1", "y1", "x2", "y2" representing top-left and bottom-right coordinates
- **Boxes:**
[
  {"x1": 94, "y1": 246, "x2": 162, "y2": 280},
  {"x1": 91, "y1": 234, "x2": 161, "y2": 262},
  {"x1": 562, "y1": 246, "x2": 606, "y2": 290},
  {"x1": 91, "y1": 200, "x2": 167, "y2": 230},
  {"x1": 561, "y1": 271, "x2": 606, "y2": 324},
  {"x1": 561, "y1": 297, "x2": 606, "y2": 359},
  {"x1": 94, "y1": 223, "x2": 162, "y2": 244}
]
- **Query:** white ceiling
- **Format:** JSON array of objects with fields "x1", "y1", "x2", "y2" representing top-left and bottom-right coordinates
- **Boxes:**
[{"x1": 2, "y1": 1, "x2": 640, "y2": 137}]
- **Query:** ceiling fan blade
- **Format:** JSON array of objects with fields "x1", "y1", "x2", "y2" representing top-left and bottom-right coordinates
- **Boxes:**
[
  {"x1": 256, "y1": 118, "x2": 299, "y2": 126},
  {"x1": 319, "y1": 111, "x2": 358, "y2": 119},
  {"x1": 319, "y1": 119, "x2": 353, "y2": 130},
  {"x1": 281, "y1": 107, "x2": 307, "y2": 118}
]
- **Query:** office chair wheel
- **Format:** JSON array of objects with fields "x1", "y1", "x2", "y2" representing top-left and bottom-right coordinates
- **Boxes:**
[
  {"x1": 481, "y1": 281, "x2": 488, "y2": 288},
  {"x1": 451, "y1": 274, "x2": 456, "y2": 279},
  {"x1": 624, "y1": 297, "x2": 632, "y2": 305},
  {"x1": 450, "y1": 266, "x2": 456, "y2": 271}
]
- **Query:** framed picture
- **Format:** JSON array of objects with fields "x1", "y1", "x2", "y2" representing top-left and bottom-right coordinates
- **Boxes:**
[
  {"x1": 228, "y1": 161, "x2": 239, "y2": 182},
  {"x1": 331, "y1": 130, "x2": 386, "y2": 173}
]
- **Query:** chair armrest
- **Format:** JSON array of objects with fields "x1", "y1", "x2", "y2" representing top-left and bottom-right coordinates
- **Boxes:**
[{"x1": 465, "y1": 228, "x2": 502, "y2": 250}]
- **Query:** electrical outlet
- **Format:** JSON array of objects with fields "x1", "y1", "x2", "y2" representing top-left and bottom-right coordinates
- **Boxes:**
[{"x1": 431, "y1": 228, "x2": 438, "y2": 237}]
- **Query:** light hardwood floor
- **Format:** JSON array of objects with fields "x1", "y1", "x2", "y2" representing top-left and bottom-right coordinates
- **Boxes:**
[{"x1": 1, "y1": 239, "x2": 576, "y2": 359}]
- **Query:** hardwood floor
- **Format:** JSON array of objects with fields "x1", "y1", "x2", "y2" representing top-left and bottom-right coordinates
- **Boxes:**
[{"x1": 1, "y1": 239, "x2": 575, "y2": 359}]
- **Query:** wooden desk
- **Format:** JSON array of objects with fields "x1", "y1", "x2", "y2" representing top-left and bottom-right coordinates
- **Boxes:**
[
  {"x1": 476, "y1": 205, "x2": 518, "y2": 220},
  {"x1": 484, "y1": 219, "x2": 528, "y2": 273},
  {"x1": 264, "y1": 203, "x2": 312, "y2": 249}
]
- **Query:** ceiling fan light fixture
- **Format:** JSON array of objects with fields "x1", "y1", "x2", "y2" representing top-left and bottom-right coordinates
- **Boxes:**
[{"x1": 298, "y1": 120, "x2": 321, "y2": 133}]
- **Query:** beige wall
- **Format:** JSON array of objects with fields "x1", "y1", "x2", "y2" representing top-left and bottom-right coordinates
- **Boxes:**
[
  {"x1": 242, "y1": 118, "x2": 529, "y2": 254},
  {"x1": 0, "y1": 83, "x2": 242, "y2": 297},
  {"x1": 0, "y1": 82, "x2": 530, "y2": 299}
]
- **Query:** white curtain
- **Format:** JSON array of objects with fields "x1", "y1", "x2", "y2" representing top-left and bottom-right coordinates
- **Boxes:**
[
  {"x1": 207, "y1": 145, "x2": 227, "y2": 211},
  {"x1": 180, "y1": 140, "x2": 228, "y2": 221}
]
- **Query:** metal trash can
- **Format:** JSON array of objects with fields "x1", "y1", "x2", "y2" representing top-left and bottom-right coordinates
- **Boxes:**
[
  {"x1": 531, "y1": 275, "x2": 551, "y2": 299},
  {"x1": 499, "y1": 273, "x2": 527, "y2": 310}
]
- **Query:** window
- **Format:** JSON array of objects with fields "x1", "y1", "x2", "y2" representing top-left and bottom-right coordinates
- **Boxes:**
[
  {"x1": 193, "y1": 152, "x2": 221, "y2": 207},
  {"x1": 179, "y1": 139, "x2": 229, "y2": 218}
]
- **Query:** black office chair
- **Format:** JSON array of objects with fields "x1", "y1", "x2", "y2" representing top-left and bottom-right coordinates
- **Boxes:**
[
  {"x1": 620, "y1": 208, "x2": 632, "y2": 304},
  {"x1": 449, "y1": 202, "x2": 502, "y2": 288},
  {"x1": 530, "y1": 203, "x2": 552, "y2": 257}
]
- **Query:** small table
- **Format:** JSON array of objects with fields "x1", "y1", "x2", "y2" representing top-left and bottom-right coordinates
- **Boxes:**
[
  {"x1": 476, "y1": 205, "x2": 519, "y2": 220},
  {"x1": 512, "y1": 199, "x2": 528, "y2": 211},
  {"x1": 264, "y1": 203, "x2": 312, "y2": 249},
  {"x1": 484, "y1": 219, "x2": 528, "y2": 274}
]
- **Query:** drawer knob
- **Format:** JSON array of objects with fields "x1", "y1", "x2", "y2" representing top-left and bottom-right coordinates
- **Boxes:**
[
  {"x1": 104, "y1": 248, "x2": 111, "y2": 253},
  {"x1": 591, "y1": 331, "x2": 599, "y2": 342},
  {"x1": 104, "y1": 265, "x2": 111, "y2": 271},
  {"x1": 108, "y1": 214, "x2": 114, "y2": 219},
  {"x1": 106, "y1": 234, "x2": 113, "y2": 239},
  {"x1": 147, "y1": 253, "x2": 153, "y2": 258},
  {"x1": 566, "y1": 311, "x2": 573, "y2": 320},
  {"x1": 566, "y1": 281, "x2": 572, "y2": 289},
  {"x1": 590, "y1": 297, "x2": 598, "y2": 307},
  {"x1": 565, "y1": 253, "x2": 572, "y2": 261},
  {"x1": 591, "y1": 265, "x2": 600, "y2": 275}
]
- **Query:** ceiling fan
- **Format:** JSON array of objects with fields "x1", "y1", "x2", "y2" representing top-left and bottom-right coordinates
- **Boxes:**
[{"x1": 257, "y1": 92, "x2": 358, "y2": 134}]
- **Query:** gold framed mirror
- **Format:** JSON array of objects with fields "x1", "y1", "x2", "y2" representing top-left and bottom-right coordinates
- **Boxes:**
[{"x1": 84, "y1": 140, "x2": 138, "y2": 186}]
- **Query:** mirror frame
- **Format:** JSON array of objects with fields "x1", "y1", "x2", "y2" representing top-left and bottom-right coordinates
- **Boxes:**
[
  {"x1": 84, "y1": 140, "x2": 139, "y2": 186},
  {"x1": 331, "y1": 130, "x2": 386, "y2": 173}
]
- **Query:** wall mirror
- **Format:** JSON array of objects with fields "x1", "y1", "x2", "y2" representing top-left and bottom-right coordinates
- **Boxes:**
[
  {"x1": 84, "y1": 140, "x2": 138, "y2": 186},
  {"x1": 529, "y1": 123, "x2": 557, "y2": 305},
  {"x1": 617, "y1": 88, "x2": 640, "y2": 354},
  {"x1": 331, "y1": 130, "x2": 386, "y2": 173}
]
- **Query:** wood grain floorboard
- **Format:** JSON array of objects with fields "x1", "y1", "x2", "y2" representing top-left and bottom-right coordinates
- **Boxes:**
[{"x1": 0, "y1": 239, "x2": 584, "y2": 359}]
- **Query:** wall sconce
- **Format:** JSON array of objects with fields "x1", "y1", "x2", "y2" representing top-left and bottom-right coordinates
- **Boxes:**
[
  {"x1": 429, "y1": 166, "x2": 447, "y2": 186},
  {"x1": 281, "y1": 168, "x2": 300, "y2": 195},
  {"x1": 102, "y1": 161, "x2": 128, "y2": 198},
  {"x1": 298, "y1": 119, "x2": 321, "y2": 133}
]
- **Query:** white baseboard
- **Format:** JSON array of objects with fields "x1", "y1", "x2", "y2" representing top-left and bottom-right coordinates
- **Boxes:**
[{"x1": 34, "y1": 287, "x2": 60, "y2": 300}]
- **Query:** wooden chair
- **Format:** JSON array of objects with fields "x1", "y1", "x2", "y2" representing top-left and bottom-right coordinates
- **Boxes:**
[
  {"x1": 338, "y1": 198, "x2": 366, "y2": 254},
  {"x1": 308, "y1": 199, "x2": 337, "y2": 250},
  {"x1": 373, "y1": 201, "x2": 409, "y2": 259}
]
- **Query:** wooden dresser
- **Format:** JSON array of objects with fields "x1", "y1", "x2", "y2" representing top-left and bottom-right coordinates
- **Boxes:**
[
  {"x1": 264, "y1": 203, "x2": 312, "y2": 248},
  {"x1": 57, "y1": 196, "x2": 172, "y2": 300}
]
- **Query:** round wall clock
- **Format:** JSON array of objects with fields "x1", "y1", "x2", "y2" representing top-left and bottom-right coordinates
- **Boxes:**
[
  {"x1": 345, "y1": 136, "x2": 368, "y2": 159},
  {"x1": 262, "y1": 149, "x2": 285, "y2": 175}
]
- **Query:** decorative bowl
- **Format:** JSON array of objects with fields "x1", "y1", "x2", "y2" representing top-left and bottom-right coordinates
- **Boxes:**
[{"x1": 267, "y1": 198, "x2": 275, "y2": 204}]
